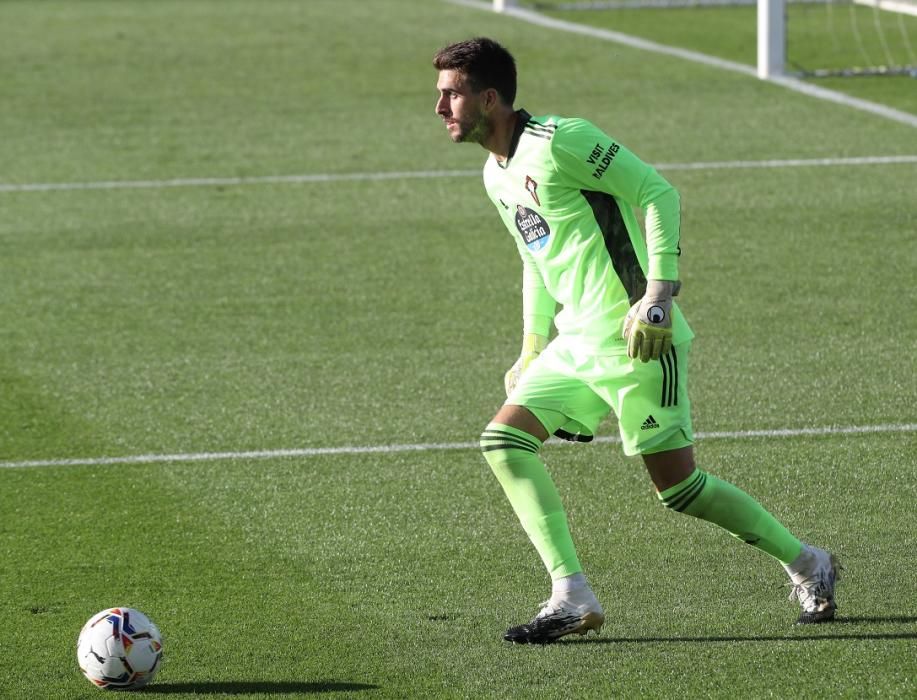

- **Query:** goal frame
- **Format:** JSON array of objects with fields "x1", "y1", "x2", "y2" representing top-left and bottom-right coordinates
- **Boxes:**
[
  {"x1": 493, "y1": 0, "x2": 790, "y2": 78},
  {"x1": 493, "y1": 0, "x2": 917, "y2": 78}
]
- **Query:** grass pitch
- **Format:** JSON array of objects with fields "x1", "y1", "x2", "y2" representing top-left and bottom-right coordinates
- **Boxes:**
[{"x1": 1, "y1": 1, "x2": 916, "y2": 698}]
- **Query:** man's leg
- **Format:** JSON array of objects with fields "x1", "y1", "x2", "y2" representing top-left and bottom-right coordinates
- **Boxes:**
[
  {"x1": 644, "y1": 445, "x2": 803, "y2": 564},
  {"x1": 482, "y1": 405, "x2": 580, "y2": 578},
  {"x1": 645, "y1": 445, "x2": 840, "y2": 623},
  {"x1": 604, "y1": 343, "x2": 840, "y2": 624},
  {"x1": 481, "y1": 404, "x2": 604, "y2": 643}
]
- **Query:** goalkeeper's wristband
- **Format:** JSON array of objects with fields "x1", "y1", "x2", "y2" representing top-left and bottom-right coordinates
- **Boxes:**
[
  {"x1": 504, "y1": 333, "x2": 549, "y2": 396},
  {"x1": 520, "y1": 333, "x2": 548, "y2": 357},
  {"x1": 622, "y1": 280, "x2": 679, "y2": 363}
]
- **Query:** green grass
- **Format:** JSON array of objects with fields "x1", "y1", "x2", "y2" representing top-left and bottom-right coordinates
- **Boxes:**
[
  {"x1": 531, "y1": 2, "x2": 917, "y2": 115},
  {"x1": 5, "y1": 435, "x2": 917, "y2": 697},
  {"x1": 1, "y1": 0, "x2": 916, "y2": 698}
]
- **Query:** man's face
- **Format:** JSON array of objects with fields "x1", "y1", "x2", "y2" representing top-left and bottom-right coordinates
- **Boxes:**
[{"x1": 435, "y1": 69, "x2": 490, "y2": 144}]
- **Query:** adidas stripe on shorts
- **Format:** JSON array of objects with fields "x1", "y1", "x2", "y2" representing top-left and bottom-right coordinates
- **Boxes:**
[{"x1": 507, "y1": 336, "x2": 694, "y2": 456}]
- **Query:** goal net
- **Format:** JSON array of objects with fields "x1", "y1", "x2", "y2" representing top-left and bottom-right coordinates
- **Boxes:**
[{"x1": 497, "y1": 0, "x2": 917, "y2": 79}]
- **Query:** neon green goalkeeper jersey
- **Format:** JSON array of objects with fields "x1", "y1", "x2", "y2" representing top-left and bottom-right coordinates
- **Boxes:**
[{"x1": 483, "y1": 110, "x2": 693, "y2": 353}]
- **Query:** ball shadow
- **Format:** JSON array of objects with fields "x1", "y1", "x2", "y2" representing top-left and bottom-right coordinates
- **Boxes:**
[{"x1": 145, "y1": 680, "x2": 378, "y2": 694}]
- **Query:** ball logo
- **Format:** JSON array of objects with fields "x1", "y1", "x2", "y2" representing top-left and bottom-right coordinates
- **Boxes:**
[
  {"x1": 646, "y1": 305, "x2": 666, "y2": 324},
  {"x1": 514, "y1": 205, "x2": 551, "y2": 252}
]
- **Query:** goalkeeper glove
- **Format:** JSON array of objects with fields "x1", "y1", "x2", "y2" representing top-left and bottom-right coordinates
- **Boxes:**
[
  {"x1": 504, "y1": 333, "x2": 548, "y2": 396},
  {"x1": 622, "y1": 279, "x2": 680, "y2": 363}
]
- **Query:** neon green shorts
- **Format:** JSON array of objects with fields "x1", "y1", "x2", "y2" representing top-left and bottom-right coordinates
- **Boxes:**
[{"x1": 507, "y1": 337, "x2": 694, "y2": 456}]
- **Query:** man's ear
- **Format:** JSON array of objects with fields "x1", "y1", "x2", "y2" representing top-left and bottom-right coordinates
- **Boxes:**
[{"x1": 483, "y1": 87, "x2": 500, "y2": 112}]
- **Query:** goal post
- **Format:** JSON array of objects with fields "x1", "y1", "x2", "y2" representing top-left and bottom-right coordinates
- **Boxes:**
[{"x1": 757, "y1": 0, "x2": 787, "y2": 77}]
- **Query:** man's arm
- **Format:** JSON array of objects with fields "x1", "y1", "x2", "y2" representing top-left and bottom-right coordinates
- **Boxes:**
[
  {"x1": 551, "y1": 118, "x2": 681, "y2": 282},
  {"x1": 505, "y1": 243, "x2": 556, "y2": 395},
  {"x1": 522, "y1": 255, "x2": 555, "y2": 338},
  {"x1": 551, "y1": 119, "x2": 682, "y2": 361},
  {"x1": 635, "y1": 171, "x2": 680, "y2": 283}
]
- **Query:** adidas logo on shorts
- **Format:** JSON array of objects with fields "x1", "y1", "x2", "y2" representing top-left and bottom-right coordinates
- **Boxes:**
[{"x1": 641, "y1": 415, "x2": 660, "y2": 431}]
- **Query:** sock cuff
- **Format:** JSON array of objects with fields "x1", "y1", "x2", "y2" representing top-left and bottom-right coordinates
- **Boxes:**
[
  {"x1": 552, "y1": 572, "x2": 587, "y2": 592},
  {"x1": 481, "y1": 423, "x2": 543, "y2": 454},
  {"x1": 658, "y1": 468, "x2": 709, "y2": 512}
]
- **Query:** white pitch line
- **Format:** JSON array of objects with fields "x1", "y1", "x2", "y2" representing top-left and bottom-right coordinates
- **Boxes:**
[
  {"x1": 447, "y1": 0, "x2": 917, "y2": 129},
  {"x1": 0, "y1": 169, "x2": 482, "y2": 194},
  {"x1": 0, "y1": 155, "x2": 914, "y2": 194},
  {"x1": 855, "y1": 0, "x2": 917, "y2": 17},
  {"x1": 1, "y1": 423, "x2": 914, "y2": 470},
  {"x1": 656, "y1": 155, "x2": 917, "y2": 171}
]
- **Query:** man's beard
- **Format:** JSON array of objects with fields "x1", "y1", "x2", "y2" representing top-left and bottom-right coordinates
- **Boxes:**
[{"x1": 453, "y1": 111, "x2": 491, "y2": 144}]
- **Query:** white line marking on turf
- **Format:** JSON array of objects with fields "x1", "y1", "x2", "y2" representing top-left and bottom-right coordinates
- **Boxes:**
[
  {"x1": 1, "y1": 423, "x2": 914, "y2": 470},
  {"x1": 657, "y1": 155, "x2": 917, "y2": 170},
  {"x1": 446, "y1": 0, "x2": 917, "y2": 129},
  {"x1": 855, "y1": 0, "x2": 917, "y2": 17},
  {"x1": 0, "y1": 169, "x2": 482, "y2": 194},
  {"x1": 0, "y1": 155, "x2": 914, "y2": 194}
]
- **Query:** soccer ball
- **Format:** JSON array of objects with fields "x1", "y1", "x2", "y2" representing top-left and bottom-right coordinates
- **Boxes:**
[{"x1": 76, "y1": 608, "x2": 163, "y2": 690}]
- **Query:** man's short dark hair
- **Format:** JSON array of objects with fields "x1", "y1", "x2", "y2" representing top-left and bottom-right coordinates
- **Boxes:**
[{"x1": 433, "y1": 37, "x2": 517, "y2": 106}]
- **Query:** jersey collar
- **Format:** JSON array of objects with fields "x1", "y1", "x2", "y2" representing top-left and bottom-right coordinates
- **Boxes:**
[{"x1": 497, "y1": 108, "x2": 531, "y2": 169}]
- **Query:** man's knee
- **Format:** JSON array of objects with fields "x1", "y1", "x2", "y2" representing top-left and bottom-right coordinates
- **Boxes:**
[
  {"x1": 642, "y1": 445, "x2": 696, "y2": 492},
  {"x1": 480, "y1": 421, "x2": 545, "y2": 479},
  {"x1": 489, "y1": 404, "x2": 550, "y2": 442}
]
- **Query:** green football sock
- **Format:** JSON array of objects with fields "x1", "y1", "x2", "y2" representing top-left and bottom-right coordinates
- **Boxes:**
[
  {"x1": 658, "y1": 469, "x2": 803, "y2": 565},
  {"x1": 480, "y1": 423, "x2": 582, "y2": 579}
]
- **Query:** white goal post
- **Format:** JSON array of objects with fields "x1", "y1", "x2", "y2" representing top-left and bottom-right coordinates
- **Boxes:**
[{"x1": 757, "y1": 0, "x2": 786, "y2": 77}]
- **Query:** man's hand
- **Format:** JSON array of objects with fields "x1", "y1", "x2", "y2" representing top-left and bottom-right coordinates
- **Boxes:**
[
  {"x1": 504, "y1": 333, "x2": 549, "y2": 396},
  {"x1": 622, "y1": 280, "x2": 680, "y2": 362}
]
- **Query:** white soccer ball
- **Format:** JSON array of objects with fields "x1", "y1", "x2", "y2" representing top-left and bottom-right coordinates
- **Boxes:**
[{"x1": 76, "y1": 608, "x2": 163, "y2": 690}]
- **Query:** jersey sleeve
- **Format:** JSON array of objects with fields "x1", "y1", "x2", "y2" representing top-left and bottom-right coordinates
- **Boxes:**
[
  {"x1": 550, "y1": 119, "x2": 681, "y2": 282},
  {"x1": 521, "y1": 252, "x2": 556, "y2": 337},
  {"x1": 485, "y1": 186, "x2": 557, "y2": 338},
  {"x1": 509, "y1": 221, "x2": 556, "y2": 337}
]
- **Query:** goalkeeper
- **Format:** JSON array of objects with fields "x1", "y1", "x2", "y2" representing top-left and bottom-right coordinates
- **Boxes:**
[{"x1": 433, "y1": 37, "x2": 840, "y2": 644}]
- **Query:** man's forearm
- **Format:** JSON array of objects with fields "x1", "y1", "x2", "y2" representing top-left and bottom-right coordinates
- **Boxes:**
[{"x1": 643, "y1": 186, "x2": 681, "y2": 283}]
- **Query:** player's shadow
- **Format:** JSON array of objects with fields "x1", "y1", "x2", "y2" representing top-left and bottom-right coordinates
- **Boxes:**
[
  {"x1": 145, "y1": 680, "x2": 379, "y2": 694},
  {"x1": 831, "y1": 615, "x2": 917, "y2": 624},
  {"x1": 569, "y1": 616, "x2": 917, "y2": 645}
]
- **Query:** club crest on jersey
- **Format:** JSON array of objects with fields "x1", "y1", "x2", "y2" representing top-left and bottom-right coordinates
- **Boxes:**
[
  {"x1": 524, "y1": 175, "x2": 541, "y2": 206},
  {"x1": 515, "y1": 205, "x2": 551, "y2": 252}
]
